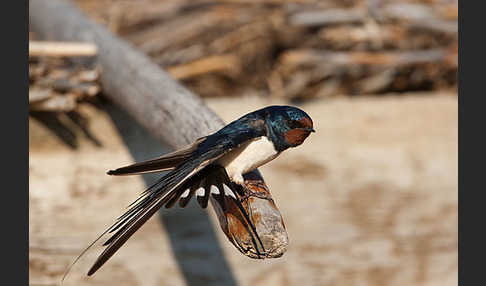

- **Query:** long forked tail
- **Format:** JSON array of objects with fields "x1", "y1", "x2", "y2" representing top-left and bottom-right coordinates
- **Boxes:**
[{"x1": 61, "y1": 160, "x2": 199, "y2": 284}]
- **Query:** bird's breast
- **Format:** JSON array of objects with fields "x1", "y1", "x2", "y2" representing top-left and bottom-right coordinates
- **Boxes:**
[{"x1": 218, "y1": 136, "x2": 279, "y2": 181}]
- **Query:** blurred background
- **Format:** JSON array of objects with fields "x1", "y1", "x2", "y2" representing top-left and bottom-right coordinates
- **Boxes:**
[{"x1": 29, "y1": 0, "x2": 457, "y2": 285}]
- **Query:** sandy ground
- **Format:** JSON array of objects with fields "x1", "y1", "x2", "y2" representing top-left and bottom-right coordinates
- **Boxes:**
[{"x1": 29, "y1": 92, "x2": 457, "y2": 286}]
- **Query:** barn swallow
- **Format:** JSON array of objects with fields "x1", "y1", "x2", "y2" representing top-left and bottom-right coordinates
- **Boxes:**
[{"x1": 63, "y1": 105, "x2": 314, "y2": 279}]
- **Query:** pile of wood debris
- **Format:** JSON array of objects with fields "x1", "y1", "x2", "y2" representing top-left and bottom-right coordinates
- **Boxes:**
[
  {"x1": 74, "y1": 0, "x2": 457, "y2": 100},
  {"x1": 29, "y1": 41, "x2": 101, "y2": 112}
]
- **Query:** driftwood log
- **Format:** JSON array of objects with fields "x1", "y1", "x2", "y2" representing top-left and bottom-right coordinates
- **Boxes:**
[
  {"x1": 66, "y1": 0, "x2": 456, "y2": 100},
  {"x1": 29, "y1": 0, "x2": 288, "y2": 261}
]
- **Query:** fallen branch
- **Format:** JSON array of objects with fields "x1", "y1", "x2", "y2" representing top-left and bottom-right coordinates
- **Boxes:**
[
  {"x1": 288, "y1": 9, "x2": 365, "y2": 27},
  {"x1": 29, "y1": 41, "x2": 98, "y2": 57},
  {"x1": 30, "y1": 92, "x2": 77, "y2": 112},
  {"x1": 167, "y1": 55, "x2": 240, "y2": 80},
  {"x1": 29, "y1": 88, "x2": 53, "y2": 103},
  {"x1": 280, "y1": 49, "x2": 447, "y2": 67}
]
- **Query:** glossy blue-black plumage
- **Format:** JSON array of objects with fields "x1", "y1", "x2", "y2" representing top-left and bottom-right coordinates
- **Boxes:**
[{"x1": 197, "y1": 105, "x2": 314, "y2": 154}]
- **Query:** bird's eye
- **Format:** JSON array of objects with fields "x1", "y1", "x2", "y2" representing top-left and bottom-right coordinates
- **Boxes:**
[{"x1": 288, "y1": 120, "x2": 302, "y2": 129}]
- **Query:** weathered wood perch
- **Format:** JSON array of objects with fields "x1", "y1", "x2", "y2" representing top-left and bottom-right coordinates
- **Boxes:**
[{"x1": 29, "y1": 0, "x2": 288, "y2": 260}]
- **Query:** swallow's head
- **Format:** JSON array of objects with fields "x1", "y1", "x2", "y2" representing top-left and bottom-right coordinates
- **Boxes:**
[{"x1": 264, "y1": 106, "x2": 315, "y2": 149}]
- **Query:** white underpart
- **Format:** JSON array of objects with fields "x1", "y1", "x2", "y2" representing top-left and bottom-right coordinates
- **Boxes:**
[
  {"x1": 195, "y1": 187, "x2": 205, "y2": 197},
  {"x1": 181, "y1": 189, "x2": 190, "y2": 198},
  {"x1": 218, "y1": 136, "x2": 279, "y2": 184},
  {"x1": 210, "y1": 185, "x2": 220, "y2": 195},
  {"x1": 223, "y1": 184, "x2": 237, "y2": 199}
]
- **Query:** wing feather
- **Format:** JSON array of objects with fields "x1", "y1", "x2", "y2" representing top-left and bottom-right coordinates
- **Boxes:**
[{"x1": 107, "y1": 137, "x2": 206, "y2": 176}]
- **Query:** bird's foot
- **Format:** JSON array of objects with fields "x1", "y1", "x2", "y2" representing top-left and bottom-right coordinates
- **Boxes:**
[{"x1": 240, "y1": 180, "x2": 272, "y2": 201}]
